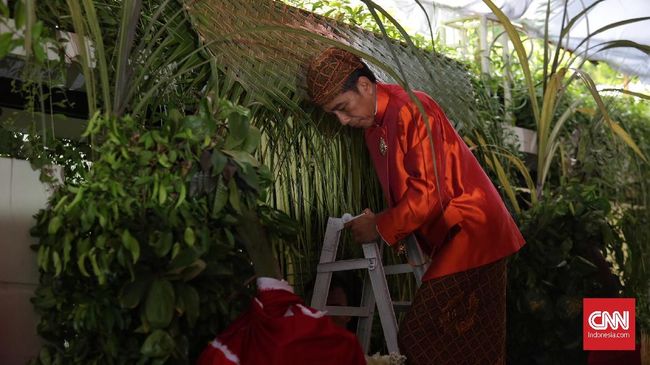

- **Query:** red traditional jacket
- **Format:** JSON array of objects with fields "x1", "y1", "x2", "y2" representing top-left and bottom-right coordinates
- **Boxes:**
[{"x1": 366, "y1": 83, "x2": 525, "y2": 281}]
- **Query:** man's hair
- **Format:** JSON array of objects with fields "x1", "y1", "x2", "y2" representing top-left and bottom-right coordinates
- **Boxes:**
[{"x1": 342, "y1": 63, "x2": 377, "y2": 92}]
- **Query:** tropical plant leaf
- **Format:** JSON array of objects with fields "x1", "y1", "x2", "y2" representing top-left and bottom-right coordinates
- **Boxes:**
[
  {"x1": 140, "y1": 329, "x2": 175, "y2": 358},
  {"x1": 0, "y1": 1, "x2": 9, "y2": 17},
  {"x1": 0, "y1": 33, "x2": 13, "y2": 59},
  {"x1": 145, "y1": 279, "x2": 175, "y2": 329},
  {"x1": 176, "y1": 284, "x2": 200, "y2": 327},
  {"x1": 119, "y1": 275, "x2": 152, "y2": 309},
  {"x1": 121, "y1": 229, "x2": 141, "y2": 263}
]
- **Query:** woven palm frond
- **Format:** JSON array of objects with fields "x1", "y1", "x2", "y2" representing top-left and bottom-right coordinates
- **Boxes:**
[{"x1": 184, "y1": 0, "x2": 479, "y2": 130}]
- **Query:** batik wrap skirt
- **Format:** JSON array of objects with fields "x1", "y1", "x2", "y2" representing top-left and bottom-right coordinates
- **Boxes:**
[{"x1": 398, "y1": 258, "x2": 507, "y2": 365}]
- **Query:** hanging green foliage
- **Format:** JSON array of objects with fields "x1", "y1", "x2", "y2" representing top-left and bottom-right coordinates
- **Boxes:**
[{"x1": 29, "y1": 98, "x2": 298, "y2": 365}]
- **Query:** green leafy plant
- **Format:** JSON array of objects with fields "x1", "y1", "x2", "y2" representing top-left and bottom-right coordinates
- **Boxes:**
[
  {"x1": 482, "y1": 0, "x2": 648, "y2": 197},
  {"x1": 508, "y1": 182, "x2": 625, "y2": 364},
  {"x1": 582, "y1": 95, "x2": 650, "y2": 334},
  {"x1": 30, "y1": 99, "x2": 297, "y2": 364}
]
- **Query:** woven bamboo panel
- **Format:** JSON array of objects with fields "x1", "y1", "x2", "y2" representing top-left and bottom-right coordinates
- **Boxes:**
[{"x1": 185, "y1": 0, "x2": 479, "y2": 129}]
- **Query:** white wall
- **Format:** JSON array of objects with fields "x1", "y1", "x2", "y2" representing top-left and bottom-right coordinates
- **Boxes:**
[{"x1": 0, "y1": 158, "x2": 60, "y2": 365}]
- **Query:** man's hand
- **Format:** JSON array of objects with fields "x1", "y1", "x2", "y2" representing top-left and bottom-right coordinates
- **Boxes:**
[{"x1": 344, "y1": 208, "x2": 379, "y2": 243}]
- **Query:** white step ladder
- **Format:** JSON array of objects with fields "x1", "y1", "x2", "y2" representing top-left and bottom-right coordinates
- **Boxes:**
[{"x1": 310, "y1": 215, "x2": 429, "y2": 354}]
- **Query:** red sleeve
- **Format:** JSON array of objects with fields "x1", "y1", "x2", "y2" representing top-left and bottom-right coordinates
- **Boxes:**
[{"x1": 375, "y1": 97, "x2": 446, "y2": 245}]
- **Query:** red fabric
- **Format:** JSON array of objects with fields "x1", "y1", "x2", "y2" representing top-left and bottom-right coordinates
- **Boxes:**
[
  {"x1": 197, "y1": 288, "x2": 366, "y2": 365},
  {"x1": 366, "y1": 83, "x2": 525, "y2": 280},
  {"x1": 587, "y1": 345, "x2": 642, "y2": 365}
]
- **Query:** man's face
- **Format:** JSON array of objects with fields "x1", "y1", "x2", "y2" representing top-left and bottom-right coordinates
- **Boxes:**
[{"x1": 323, "y1": 76, "x2": 376, "y2": 128}]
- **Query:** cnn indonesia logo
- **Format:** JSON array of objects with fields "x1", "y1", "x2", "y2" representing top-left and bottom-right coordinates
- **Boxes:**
[
  {"x1": 588, "y1": 310, "x2": 629, "y2": 330},
  {"x1": 583, "y1": 298, "x2": 635, "y2": 350}
]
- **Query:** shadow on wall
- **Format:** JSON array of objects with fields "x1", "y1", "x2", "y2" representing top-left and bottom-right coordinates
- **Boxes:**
[{"x1": 0, "y1": 157, "x2": 60, "y2": 365}]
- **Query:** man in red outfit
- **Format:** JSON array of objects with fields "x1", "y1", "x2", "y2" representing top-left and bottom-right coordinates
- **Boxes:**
[{"x1": 307, "y1": 47, "x2": 526, "y2": 364}]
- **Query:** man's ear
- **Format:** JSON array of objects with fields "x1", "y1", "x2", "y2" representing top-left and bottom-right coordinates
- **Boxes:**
[{"x1": 356, "y1": 76, "x2": 373, "y2": 96}]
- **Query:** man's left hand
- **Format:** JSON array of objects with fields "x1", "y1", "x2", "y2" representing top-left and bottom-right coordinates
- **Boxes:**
[{"x1": 344, "y1": 208, "x2": 379, "y2": 243}]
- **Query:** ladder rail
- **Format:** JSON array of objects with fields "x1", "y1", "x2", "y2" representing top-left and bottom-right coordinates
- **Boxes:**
[
  {"x1": 362, "y1": 242, "x2": 399, "y2": 354},
  {"x1": 310, "y1": 216, "x2": 431, "y2": 355},
  {"x1": 311, "y1": 218, "x2": 344, "y2": 310}
]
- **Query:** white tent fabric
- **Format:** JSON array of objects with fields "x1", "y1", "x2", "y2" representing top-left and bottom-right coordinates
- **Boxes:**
[{"x1": 371, "y1": 0, "x2": 650, "y2": 83}]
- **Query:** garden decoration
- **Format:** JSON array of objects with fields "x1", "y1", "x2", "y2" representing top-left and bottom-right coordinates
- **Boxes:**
[{"x1": 184, "y1": 0, "x2": 479, "y2": 132}]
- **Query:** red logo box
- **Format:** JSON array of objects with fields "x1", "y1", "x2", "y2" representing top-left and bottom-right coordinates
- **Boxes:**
[{"x1": 583, "y1": 298, "x2": 635, "y2": 350}]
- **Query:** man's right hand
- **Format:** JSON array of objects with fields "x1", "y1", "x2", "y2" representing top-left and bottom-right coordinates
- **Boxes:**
[{"x1": 344, "y1": 208, "x2": 379, "y2": 243}]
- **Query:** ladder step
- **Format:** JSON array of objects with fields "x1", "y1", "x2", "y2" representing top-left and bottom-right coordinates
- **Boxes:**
[
  {"x1": 324, "y1": 305, "x2": 371, "y2": 317},
  {"x1": 317, "y1": 258, "x2": 372, "y2": 273},
  {"x1": 393, "y1": 301, "x2": 412, "y2": 312},
  {"x1": 384, "y1": 263, "x2": 414, "y2": 275}
]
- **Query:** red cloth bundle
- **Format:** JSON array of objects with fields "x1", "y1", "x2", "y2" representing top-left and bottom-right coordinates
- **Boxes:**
[{"x1": 197, "y1": 278, "x2": 366, "y2": 365}]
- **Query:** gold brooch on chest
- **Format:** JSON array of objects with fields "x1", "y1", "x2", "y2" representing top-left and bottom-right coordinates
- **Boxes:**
[{"x1": 379, "y1": 137, "x2": 388, "y2": 156}]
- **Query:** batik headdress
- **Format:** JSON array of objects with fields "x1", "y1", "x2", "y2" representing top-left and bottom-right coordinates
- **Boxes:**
[{"x1": 307, "y1": 47, "x2": 364, "y2": 106}]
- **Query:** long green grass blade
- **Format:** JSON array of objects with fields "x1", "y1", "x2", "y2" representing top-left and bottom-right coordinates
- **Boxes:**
[
  {"x1": 113, "y1": 0, "x2": 142, "y2": 116},
  {"x1": 537, "y1": 68, "x2": 566, "y2": 188},
  {"x1": 549, "y1": 0, "x2": 572, "y2": 85},
  {"x1": 482, "y1": 0, "x2": 540, "y2": 124},
  {"x1": 133, "y1": 58, "x2": 211, "y2": 115},
  {"x1": 24, "y1": 0, "x2": 35, "y2": 59},
  {"x1": 558, "y1": 0, "x2": 605, "y2": 40},
  {"x1": 567, "y1": 17, "x2": 650, "y2": 70},
  {"x1": 540, "y1": 140, "x2": 560, "y2": 187},
  {"x1": 547, "y1": 98, "x2": 581, "y2": 155},
  {"x1": 468, "y1": 135, "x2": 530, "y2": 212},
  {"x1": 542, "y1": 0, "x2": 551, "y2": 92},
  {"x1": 414, "y1": 0, "x2": 436, "y2": 52},
  {"x1": 81, "y1": 0, "x2": 111, "y2": 115},
  {"x1": 66, "y1": 0, "x2": 96, "y2": 116},
  {"x1": 598, "y1": 40, "x2": 650, "y2": 55},
  {"x1": 132, "y1": 0, "x2": 174, "y2": 57},
  {"x1": 573, "y1": 69, "x2": 648, "y2": 163},
  {"x1": 598, "y1": 88, "x2": 650, "y2": 100},
  {"x1": 570, "y1": 17, "x2": 650, "y2": 62},
  {"x1": 492, "y1": 151, "x2": 521, "y2": 214},
  {"x1": 500, "y1": 151, "x2": 538, "y2": 205}
]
